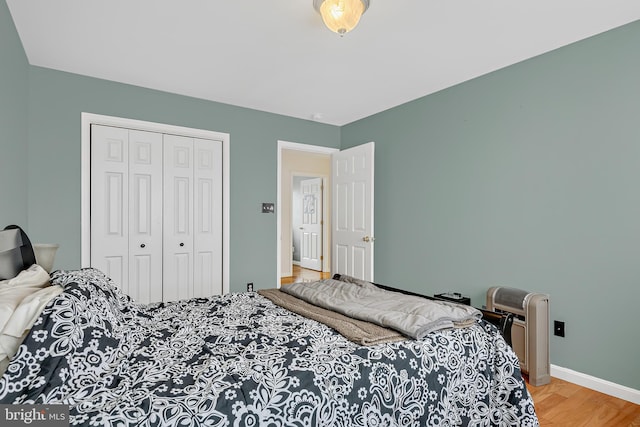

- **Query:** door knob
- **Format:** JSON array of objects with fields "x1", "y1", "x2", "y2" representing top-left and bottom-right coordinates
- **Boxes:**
[
  {"x1": 362, "y1": 236, "x2": 375, "y2": 242},
  {"x1": 179, "y1": 242, "x2": 184, "y2": 247},
  {"x1": 140, "y1": 244, "x2": 145, "y2": 248}
]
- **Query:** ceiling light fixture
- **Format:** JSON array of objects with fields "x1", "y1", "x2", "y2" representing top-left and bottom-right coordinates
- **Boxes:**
[{"x1": 313, "y1": 0, "x2": 370, "y2": 36}]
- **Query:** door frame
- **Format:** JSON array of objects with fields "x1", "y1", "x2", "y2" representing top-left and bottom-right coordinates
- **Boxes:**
[
  {"x1": 80, "y1": 112, "x2": 231, "y2": 294},
  {"x1": 277, "y1": 140, "x2": 338, "y2": 287}
]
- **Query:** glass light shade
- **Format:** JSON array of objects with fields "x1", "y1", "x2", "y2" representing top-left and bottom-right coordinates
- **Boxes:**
[{"x1": 317, "y1": 0, "x2": 368, "y2": 35}]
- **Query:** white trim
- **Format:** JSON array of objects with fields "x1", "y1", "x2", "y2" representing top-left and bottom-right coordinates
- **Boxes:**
[
  {"x1": 550, "y1": 364, "x2": 640, "y2": 404},
  {"x1": 277, "y1": 140, "x2": 338, "y2": 288},
  {"x1": 81, "y1": 112, "x2": 231, "y2": 295}
]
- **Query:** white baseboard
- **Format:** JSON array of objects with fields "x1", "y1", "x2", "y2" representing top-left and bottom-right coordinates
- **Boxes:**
[{"x1": 551, "y1": 364, "x2": 640, "y2": 405}]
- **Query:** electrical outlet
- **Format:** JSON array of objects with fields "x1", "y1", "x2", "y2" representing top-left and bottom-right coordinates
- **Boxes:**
[
  {"x1": 247, "y1": 282, "x2": 254, "y2": 292},
  {"x1": 554, "y1": 320, "x2": 565, "y2": 337}
]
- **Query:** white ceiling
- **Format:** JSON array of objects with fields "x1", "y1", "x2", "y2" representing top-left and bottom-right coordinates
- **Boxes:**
[{"x1": 7, "y1": 1, "x2": 640, "y2": 126}]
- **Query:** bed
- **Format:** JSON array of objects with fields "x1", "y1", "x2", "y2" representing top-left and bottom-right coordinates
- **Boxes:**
[{"x1": 1, "y1": 268, "x2": 539, "y2": 426}]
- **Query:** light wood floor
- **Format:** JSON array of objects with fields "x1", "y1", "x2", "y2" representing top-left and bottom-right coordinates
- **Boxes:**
[
  {"x1": 281, "y1": 265, "x2": 331, "y2": 285},
  {"x1": 281, "y1": 269, "x2": 640, "y2": 425},
  {"x1": 526, "y1": 377, "x2": 640, "y2": 426}
]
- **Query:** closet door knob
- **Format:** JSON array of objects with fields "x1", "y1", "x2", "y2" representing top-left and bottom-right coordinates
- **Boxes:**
[
  {"x1": 179, "y1": 242, "x2": 184, "y2": 247},
  {"x1": 140, "y1": 244, "x2": 146, "y2": 248}
]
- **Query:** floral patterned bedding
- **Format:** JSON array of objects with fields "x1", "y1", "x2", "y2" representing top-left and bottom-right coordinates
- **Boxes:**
[{"x1": 0, "y1": 269, "x2": 539, "y2": 426}]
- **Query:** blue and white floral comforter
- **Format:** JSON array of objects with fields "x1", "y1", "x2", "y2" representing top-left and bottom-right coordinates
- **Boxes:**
[{"x1": 0, "y1": 269, "x2": 538, "y2": 426}]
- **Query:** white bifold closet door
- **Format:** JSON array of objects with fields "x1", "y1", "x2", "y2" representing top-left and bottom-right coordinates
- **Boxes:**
[
  {"x1": 90, "y1": 125, "x2": 222, "y2": 303},
  {"x1": 163, "y1": 134, "x2": 222, "y2": 301}
]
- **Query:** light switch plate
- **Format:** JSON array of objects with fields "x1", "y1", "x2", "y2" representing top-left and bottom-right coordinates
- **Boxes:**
[{"x1": 262, "y1": 203, "x2": 274, "y2": 213}]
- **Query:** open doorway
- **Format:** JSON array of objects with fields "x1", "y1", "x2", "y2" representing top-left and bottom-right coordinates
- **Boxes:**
[{"x1": 277, "y1": 141, "x2": 338, "y2": 287}]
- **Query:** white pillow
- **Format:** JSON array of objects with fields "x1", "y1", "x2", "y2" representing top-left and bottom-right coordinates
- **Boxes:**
[
  {"x1": 0, "y1": 285, "x2": 62, "y2": 377},
  {"x1": 2, "y1": 285, "x2": 63, "y2": 337},
  {"x1": 0, "y1": 264, "x2": 50, "y2": 290},
  {"x1": 0, "y1": 287, "x2": 41, "y2": 333},
  {"x1": 0, "y1": 264, "x2": 51, "y2": 339}
]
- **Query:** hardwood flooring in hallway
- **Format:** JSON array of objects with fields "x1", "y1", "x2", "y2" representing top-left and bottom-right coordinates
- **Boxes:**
[{"x1": 281, "y1": 265, "x2": 331, "y2": 285}]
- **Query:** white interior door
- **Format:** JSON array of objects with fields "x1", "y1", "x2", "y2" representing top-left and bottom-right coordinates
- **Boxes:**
[
  {"x1": 193, "y1": 138, "x2": 223, "y2": 298},
  {"x1": 332, "y1": 142, "x2": 375, "y2": 281},
  {"x1": 91, "y1": 125, "x2": 129, "y2": 290},
  {"x1": 91, "y1": 125, "x2": 164, "y2": 303},
  {"x1": 128, "y1": 130, "x2": 163, "y2": 303},
  {"x1": 300, "y1": 177, "x2": 323, "y2": 271},
  {"x1": 163, "y1": 134, "x2": 195, "y2": 301},
  {"x1": 85, "y1": 115, "x2": 229, "y2": 299}
]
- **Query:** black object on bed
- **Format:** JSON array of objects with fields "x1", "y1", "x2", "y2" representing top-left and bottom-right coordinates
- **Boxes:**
[
  {"x1": 1, "y1": 269, "x2": 538, "y2": 426},
  {"x1": 0, "y1": 225, "x2": 36, "y2": 281}
]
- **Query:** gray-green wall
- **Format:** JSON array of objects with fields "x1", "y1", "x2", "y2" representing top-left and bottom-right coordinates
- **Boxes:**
[
  {"x1": 342, "y1": 20, "x2": 640, "y2": 389},
  {"x1": 0, "y1": 0, "x2": 28, "y2": 226},
  {"x1": 25, "y1": 66, "x2": 340, "y2": 290}
]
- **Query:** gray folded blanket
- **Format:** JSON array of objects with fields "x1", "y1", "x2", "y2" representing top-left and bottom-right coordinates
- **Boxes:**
[
  {"x1": 258, "y1": 288, "x2": 405, "y2": 345},
  {"x1": 280, "y1": 278, "x2": 482, "y2": 340}
]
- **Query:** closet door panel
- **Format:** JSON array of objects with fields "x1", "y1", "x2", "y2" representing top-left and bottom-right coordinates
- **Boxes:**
[
  {"x1": 163, "y1": 135, "x2": 194, "y2": 301},
  {"x1": 129, "y1": 130, "x2": 163, "y2": 303},
  {"x1": 92, "y1": 124, "x2": 224, "y2": 303},
  {"x1": 193, "y1": 138, "x2": 223, "y2": 297},
  {"x1": 91, "y1": 125, "x2": 130, "y2": 292}
]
